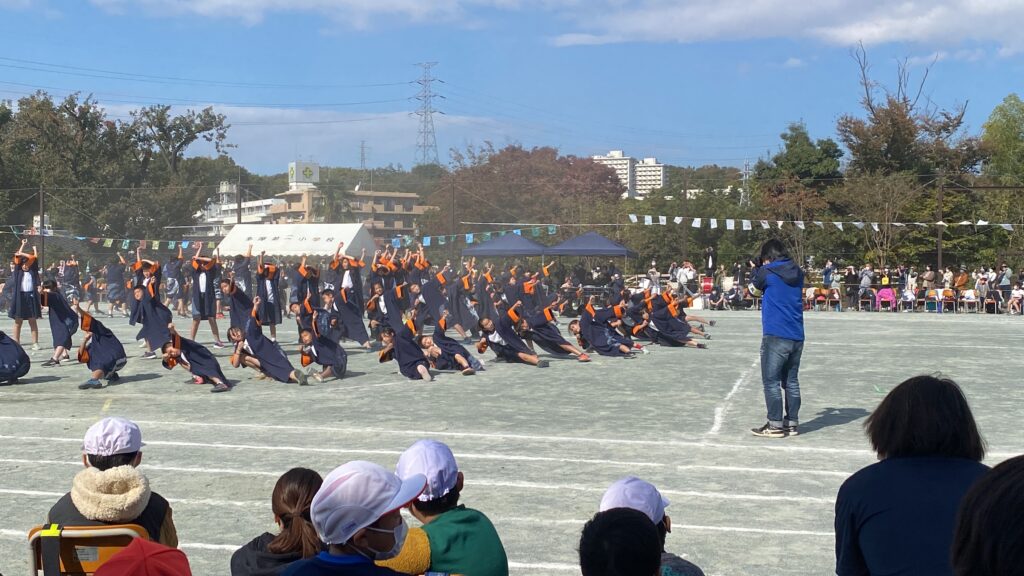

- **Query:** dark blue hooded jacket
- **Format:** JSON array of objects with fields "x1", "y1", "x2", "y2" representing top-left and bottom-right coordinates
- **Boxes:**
[{"x1": 752, "y1": 258, "x2": 804, "y2": 341}]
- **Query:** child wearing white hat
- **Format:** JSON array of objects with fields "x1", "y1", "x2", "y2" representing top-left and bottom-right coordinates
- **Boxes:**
[
  {"x1": 47, "y1": 417, "x2": 177, "y2": 547},
  {"x1": 282, "y1": 461, "x2": 426, "y2": 576},
  {"x1": 378, "y1": 439, "x2": 509, "y2": 576},
  {"x1": 600, "y1": 476, "x2": 705, "y2": 576}
]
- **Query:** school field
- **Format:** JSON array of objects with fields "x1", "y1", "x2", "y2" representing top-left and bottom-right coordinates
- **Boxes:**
[{"x1": 0, "y1": 310, "x2": 1021, "y2": 575}]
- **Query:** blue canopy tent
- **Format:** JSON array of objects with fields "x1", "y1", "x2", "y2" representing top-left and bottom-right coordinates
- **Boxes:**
[
  {"x1": 461, "y1": 233, "x2": 547, "y2": 257},
  {"x1": 545, "y1": 231, "x2": 638, "y2": 258}
]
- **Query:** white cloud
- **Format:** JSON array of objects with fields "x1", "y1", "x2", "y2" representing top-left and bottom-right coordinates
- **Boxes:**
[
  {"x1": 549, "y1": 0, "x2": 1024, "y2": 55},
  {"x1": 782, "y1": 57, "x2": 805, "y2": 68}
]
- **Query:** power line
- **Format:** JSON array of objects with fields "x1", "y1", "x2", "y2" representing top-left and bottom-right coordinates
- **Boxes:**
[
  {"x1": 0, "y1": 57, "x2": 412, "y2": 90},
  {"x1": 414, "y1": 62, "x2": 441, "y2": 166}
]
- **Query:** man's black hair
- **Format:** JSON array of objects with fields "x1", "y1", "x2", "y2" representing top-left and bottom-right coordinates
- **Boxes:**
[
  {"x1": 321, "y1": 289, "x2": 335, "y2": 298},
  {"x1": 579, "y1": 508, "x2": 661, "y2": 576},
  {"x1": 160, "y1": 341, "x2": 173, "y2": 353},
  {"x1": 411, "y1": 485, "x2": 462, "y2": 516},
  {"x1": 86, "y1": 452, "x2": 138, "y2": 471},
  {"x1": 41, "y1": 279, "x2": 57, "y2": 291},
  {"x1": 759, "y1": 239, "x2": 789, "y2": 263},
  {"x1": 866, "y1": 374, "x2": 985, "y2": 461}
]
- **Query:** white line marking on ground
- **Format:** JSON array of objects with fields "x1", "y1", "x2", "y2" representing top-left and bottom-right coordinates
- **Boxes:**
[
  {"x1": 491, "y1": 518, "x2": 833, "y2": 536},
  {"x1": 676, "y1": 464, "x2": 852, "y2": 477},
  {"x1": 707, "y1": 359, "x2": 759, "y2": 436},
  {"x1": 0, "y1": 488, "x2": 262, "y2": 508},
  {"x1": 0, "y1": 435, "x2": 663, "y2": 468},
  {"x1": 2, "y1": 417, "x2": 1020, "y2": 459}
]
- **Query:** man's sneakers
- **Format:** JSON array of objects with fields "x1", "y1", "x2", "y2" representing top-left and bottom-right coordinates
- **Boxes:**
[
  {"x1": 211, "y1": 381, "x2": 231, "y2": 393},
  {"x1": 213, "y1": 341, "x2": 226, "y2": 349},
  {"x1": 78, "y1": 379, "x2": 103, "y2": 390},
  {"x1": 30, "y1": 343, "x2": 40, "y2": 351},
  {"x1": 142, "y1": 351, "x2": 157, "y2": 360},
  {"x1": 750, "y1": 422, "x2": 786, "y2": 438},
  {"x1": 751, "y1": 422, "x2": 799, "y2": 438},
  {"x1": 461, "y1": 367, "x2": 476, "y2": 376},
  {"x1": 696, "y1": 342, "x2": 708, "y2": 349},
  {"x1": 41, "y1": 358, "x2": 60, "y2": 367},
  {"x1": 536, "y1": 360, "x2": 549, "y2": 368}
]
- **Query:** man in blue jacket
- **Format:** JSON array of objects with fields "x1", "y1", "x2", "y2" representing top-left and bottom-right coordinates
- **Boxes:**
[{"x1": 750, "y1": 239, "x2": 804, "y2": 438}]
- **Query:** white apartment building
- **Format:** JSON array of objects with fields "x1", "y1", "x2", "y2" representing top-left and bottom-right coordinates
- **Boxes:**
[
  {"x1": 194, "y1": 182, "x2": 283, "y2": 237},
  {"x1": 635, "y1": 157, "x2": 666, "y2": 197},
  {"x1": 592, "y1": 150, "x2": 665, "y2": 199}
]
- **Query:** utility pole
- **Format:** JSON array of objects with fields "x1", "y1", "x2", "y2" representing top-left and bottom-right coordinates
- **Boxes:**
[
  {"x1": 236, "y1": 168, "x2": 242, "y2": 225},
  {"x1": 450, "y1": 176, "x2": 456, "y2": 260},
  {"x1": 38, "y1": 186, "x2": 45, "y2": 267},
  {"x1": 414, "y1": 62, "x2": 442, "y2": 166},
  {"x1": 936, "y1": 172, "x2": 944, "y2": 271},
  {"x1": 681, "y1": 177, "x2": 689, "y2": 262}
]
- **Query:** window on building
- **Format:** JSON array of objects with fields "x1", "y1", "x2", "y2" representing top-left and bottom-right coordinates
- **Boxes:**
[
  {"x1": 403, "y1": 201, "x2": 414, "y2": 212},
  {"x1": 384, "y1": 199, "x2": 396, "y2": 212}
]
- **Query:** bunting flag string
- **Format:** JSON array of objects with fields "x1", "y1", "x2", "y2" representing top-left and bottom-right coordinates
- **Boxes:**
[{"x1": 622, "y1": 214, "x2": 1019, "y2": 233}]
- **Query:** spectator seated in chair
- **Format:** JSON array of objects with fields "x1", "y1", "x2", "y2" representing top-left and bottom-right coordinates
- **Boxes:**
[
  {"x1": 876, "y1": 286, "x2": 897, "y2": 312},
  {"x1": 705, "y1": 286, "x2": 725, "y2": 311},
  {"x1": 47, "y1": 417, "x2": 178, "y2": 547},
  {"x1": 900, "y1": 288, "x2": 917, "y2": 311}
]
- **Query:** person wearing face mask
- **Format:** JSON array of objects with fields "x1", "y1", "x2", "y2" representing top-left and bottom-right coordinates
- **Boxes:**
[{"x1": 282, "y1": 461, "x2": 426, "y2": 576}]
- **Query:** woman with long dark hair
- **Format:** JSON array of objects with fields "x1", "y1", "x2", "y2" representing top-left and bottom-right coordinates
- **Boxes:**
[
  {"x1": 232, "y1": 468, "x2": 324, "y2": 575},
  {"x1": 835, "y1": 375, "x2": 988, "y2": 576}
]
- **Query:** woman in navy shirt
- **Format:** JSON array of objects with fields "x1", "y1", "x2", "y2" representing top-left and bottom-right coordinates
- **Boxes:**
[{"x1": 835, "y1": 375, "x2": 988, "y2": 576}]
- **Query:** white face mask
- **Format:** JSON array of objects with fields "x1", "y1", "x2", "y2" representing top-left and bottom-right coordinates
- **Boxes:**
[{"x1": 360, "y1": 517, "x2": 407, "y2": 560}]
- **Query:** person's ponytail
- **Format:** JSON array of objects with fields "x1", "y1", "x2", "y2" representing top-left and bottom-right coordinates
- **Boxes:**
[{"x1": 267, "y1": 467, "x2": 324, "y2": 558}]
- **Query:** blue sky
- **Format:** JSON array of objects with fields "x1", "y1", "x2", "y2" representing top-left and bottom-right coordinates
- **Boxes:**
[{"x1": 1, "y1": 0, "x2": 1022, "y2": 174}]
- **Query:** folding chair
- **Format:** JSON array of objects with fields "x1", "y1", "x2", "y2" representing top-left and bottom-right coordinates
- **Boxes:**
[
  {"x1": 960, "y1": 293, "x2": 979, "y2": 313},
  {"x1": 942, "y1": 289, "x2": 957, "y2": 313},
  {"x1": 29, "y1": 523, "x2": 149, "y2": 576},
  {"x1": 915, "y1": 289, "x2": 928, "y2": 311},
  {"x1": 858, "y1": 288, "x2": 877, "y2": 311}
]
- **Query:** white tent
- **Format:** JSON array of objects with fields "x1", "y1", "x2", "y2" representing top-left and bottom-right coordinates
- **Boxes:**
[{"x1": 216, "y1": 223, "x2": 378, "y2": 257}]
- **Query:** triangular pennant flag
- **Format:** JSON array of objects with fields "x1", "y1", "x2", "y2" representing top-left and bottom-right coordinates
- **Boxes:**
[
  {"x1": 121, "y1": 239, "x2": 130, "y2": 249},
  {"x1": 498, "y1": 231, "x2": 506, "y2": 237},
  {"x1": 89, "y1": 237, "x2": 100, "y2": 244},
  {"x1": 103, "y1": 239, "x2": 113, "y2": 247},
  {"x1": 658, "y1": 216, "x2": 667, "y2": 226},
  {"x1": 547, "y1": 226, "x2": 557, "y2": 235},
  {"x1": 513, "y1": 229, "x2": 521, "y2": 236},
  {"x1": 423, "y1": 236, "x2": 431, "y2": 247},
  {"x1": 795, "y1": 221, "x2": 805, "y2": 230},
  {"x1": 958, "y1": 220, "x2": 972, "y2": 226},
  {"x1": 742, "y1": 219, "x2": 752, "y2": 231},
  {"x1": 977, "y1": 220, "x2": 989, "y2": 225},
  {"x1": 834, "y1": 222, "x2": 844, "y2": 231},
  {"x1": 893, "y1": 223, "x2": 906, "y2": 227},
  {"x1": 75, "y1": 236, "x2": 86, "y2": 241},
  {"x1": 814, "y1": 221, "x2": 824, "y2": 228},
  {"x1": 482, "y1": 232, "x2": 492, "y2": 241},
  {"x1": 691, "y1": 218, "x2": 702, "y2": 228},
  {"x1": 710, "y1": 218, "x2": 718, "y2": 229},
  {"x1": 438, "y1": 235, "x2": 447, "y2": 245},
  {"x1": 760, "y1": 220, "x2": 770, "y2": 229},
  {"x1": 673, "y1": 216, "x2": 683, "y2": 225},
  {"x1": 852, "y1": 222, "x2": 865, "y2": 230},
  {"x1": 1000, "y1": 223, "x2": 1013, "y2": 231},
  {"x1": 726, "y1": 219, "x2": 735, "y2": 230},
  {"x1": 871, "y1": 223, "x2": 879, "y2": 232},
  {"x1": 936, "y1": 221, "x2": 948, "y2": 227},
  {"x1": 207, "y1": 241, "x2": 216, "y2": 248},
  {"x1": 391, "y1": 238, "x2": 401, "y2": 248},
  {"x1": 151, "y1": 240, "x2": 159, "y2": 249},
  {"x1": 181, "y1": 241, "x2": 190, "y2": 249},
  {"x1": 531, "y1": 227, "x2": 541, "y2": 237},
  {"x1": 167, "y1": 241, "x2": 176, "y2": 249},
  {"x1": 465, "y1": 233, "x2": 474, "y2": 244},
  {"x1": 644, "y1": 215, "x2": 653, "y2": 225},
  {"x1": 628, "y1": 214, "x2": 638, "y2": 224},
  {"x1": 776, "y1": 221, "x2": 785, "y2": 229}
]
